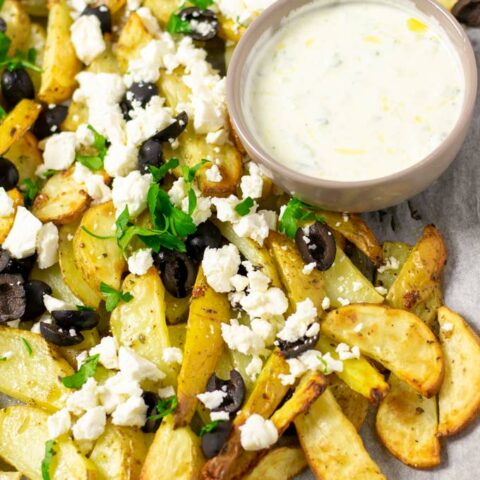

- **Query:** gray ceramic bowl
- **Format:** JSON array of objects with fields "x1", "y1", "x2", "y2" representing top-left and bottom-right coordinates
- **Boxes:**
[{"x1": 227, "y1": 0, "x2": 477, "y2": 212}]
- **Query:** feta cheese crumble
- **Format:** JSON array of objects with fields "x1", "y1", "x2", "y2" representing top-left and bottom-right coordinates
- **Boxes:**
[
  {"x1": 72, "y1": 406, "x2": 107, "y2": 441},
  {"x1": 197, "y1": 390, "x2": 227, "y2": 410},
  {"x1": 48, "y1": 409, "x2": 71, "y2": 439},
  {"x1": 42, "y1": 132, "x2": 77, "y2": 171},
  {"x1": 36, "y1": 222, "x2": 59, "y2": 269},
  {"x1": 3, "y1": 207, "x2": 42, "y2": 259},
  {"x1": 112, "y1": 171, "x2": 152, "y2": 218},
  {"x1": 202, "y1": 244, "x2": 241, "y2": 293},
  {"x1": 70, "y1": 15, "x2": 106, "y2": 65},
  {"x1": 162, "y1": 347, "x2": 183, "y2": 364},
  {"x1": 127, "y1": 248, "x2": 154, "y2": 276},
  {"x1": 0, "y1": 188, "x2": 13, "y2": 216},
  {"x1": 277, "y1": 298, "x2": 318, "y2": 343},
  {"x1": 240, "y1": 414, "x2": 279, "y2": 451}
]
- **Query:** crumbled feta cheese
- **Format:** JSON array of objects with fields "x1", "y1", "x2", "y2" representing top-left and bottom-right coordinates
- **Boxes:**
[
  {"x1": 118, "y1": 346, "x2": 165, "y2": 382},
  {"x1": 42, "y1": 132, "x2": 77, "y2": 171},
  {"x1": 127, "y1": 40, "x2": 167, "y2": 83},
  {"x1": 90, "y1": 336, "x2": 119, "y2": 370},
  {"x1": 104, "y1": 143, "x2": 138, "y2": 178},
  {"x1": 127, "y1": 248, "x2": 154, "y2": 276},
  {"x1": 43, "y1": 294, "x2": 71, "y2": 313},
  {"x1": 240, "y1": 414, "x2": 278, "y2": 451},
  {"x1": 336, "y1": 343, "x2": 361, "y2": 360},
  {"x1": 232, "y1": 211, "x2": 270, "y2": 245},
  {"x1": 162, "y1": 347, "x2": 183, "y2": 364},
  {"x1": 158, "y1": 385, "x2": 176, "y2": 398},
  {"x1": 277, "y1": 298, "x2": 318, "y2": 343},
  {"x1": 217, "y1": 0, "x2": 277, "y2": 26},
  {"x1": 240, "y1": 287, "x2": 288, "y2": 319},
  {"x1": 247, "y1": 270, "x2": 270, "y2": 293},
  {"x1": 70, "y1": 15, "x2": 106, "y2": 64},
  {"x1": 240, "y1": 163, "x2": 263, "y2": 199},
  {"x1": 66, "y1": 378, "x2": 99, "y2": 415},
  {"x1": 377, "y1": 256, "x2": 400, "y2": 273},
  {"x1": 302, "y1": 262, "x2": 316, "y2": 275},
  {"x1": 353, "y1": 323, "x2": 364, "y2": 333},
  {"x1": 136, "y1": 6, "x2": 160, "y2": 35},
  {"x1": 75, "y1": 123, "x2": 95, "y2": 147},
  {"x1": 112, "y1": 171, "x2": 152, "y2": 218},
  {"x1": 211, "y1": 195, "x2": 241, "y2": 223},
  {"x1": 210, "y1": 411, "x2": 230, "y2": 421},
  {"x1": 0, "y1": 188, "x2": 13, "y2": 216},
  {"x1": 73, "y1": 163, "x2": 112, "y2": 205},
  {"x1": 230, "y1": 274, "x2": 249, "y2": 292},
  {"x1": 337, "y1": 297, "x2": 350, "y2": 306},
  {"x1": 221, "y1": 319, "x2": 265, "y2": 356},
  {"x1": 111, "y1": 396, "x2": 148, "y2": 427},
  {"x1": 259, "y1": 210, "x2": 277, "y2": 231},
  {"x1": 206, "y1": 128, "x2": 228, "y2": 145},
  {"x1": 202, "y1": 244, "x2": 241, "y2": 293},
  {"x1": 48, "y1": 409, "x2": 71, "y2": 439},
  {"x1": 250, "y1": 318, "x2": 274, "y2": 343},
  {"x1": 97, "y1": 373, "x2": 142, "y2": 414},
  {"x1": 3, "y1": 207, "x2": 42, "y2": 259},
  {"x1": 197, "y1": 390, "x2": 227, "y2": 410},
  {"x1": 205, "y1": 164, "x2": 223, "y2": 183},
  {"x1": 245, "y1": 355, "x2": 263, "y2": 381},
  {"x1": 375, "y1": 286, "x2": 388, "y2": 296},
  {"x1": 321, "y1": 296, "x2": 331, "y2": 310},
  {"x1": 441, "y1": 322, "x2": 454, "y2": 333},
  {"x1": 36, "y1": 222, "x2": 59, "y2": 269},
  {"x1": 72, "y1": 406, "x2": 106, "y2": 441}
]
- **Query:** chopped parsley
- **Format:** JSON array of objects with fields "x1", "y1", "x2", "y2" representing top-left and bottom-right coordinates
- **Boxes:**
[
  {"x1": 235, "y1": 197, "x2": 254, "y2": 217},
  {"x1": 61, "y1": 354, "x2": 100, "y2": 389},
  {"x1": 100, "y1": 282, "x2": 134, "y2": 312},
  {"x1": 279, "y1": 198, "x2": 325, "y2": 239},
  {"x1": 149, "y1": 157, "x2": 180, "y2": 182},
  {"x1": 76, "y1": 125, "x2": 108, "y2": 171},
  {"x1": 21, "y1": 178, "x2": 41, "y2": 207},
  {"x1": 80, "y1": 226, "x2": 115, "y2": 240},
  {"x1": 199, "y1": 420, "x2": 219, "y2": 437},
  {"x1": 0, "y1": 105, "x2": 6, "y2": 120},
  {"x1": 181, "y1": 159, "x2": 210, "y2": 214},
  {"x1": 21, "y1": 337, "x2": 33, "y2": 356},
  {"x1": 76, "y1": 305, "x2": 95, "y2": 312},
  {"x1": 147, "y1": 395, "x2": 178, "y2": 421},
  {"x1": 41, "y1": 440, "x2": 56, "y2": 480},
  {"x1": 167, "y1": 13, "x2": 192, "y2": 34},
  {"x1": 0, "y1": 31, "x2": 41, "y2": 72},
  {"x1": 190, "y1": 0, "x2": 214, "y2": 8}
]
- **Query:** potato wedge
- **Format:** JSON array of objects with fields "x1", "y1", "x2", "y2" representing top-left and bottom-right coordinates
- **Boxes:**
[
  {"x1": 437, "y1": 306, "x2": 480, "y2": 436},
  {"x1": 38, "y1": 0, "x2": 81, "y2": 103},
  {"x1": 386, "y1": 225, "x2": 447, "y2": 310},
  {"x1": 176, "y1": 267, "x2": 230, "y2": 428},
  {"x1": 1, "y1": 0, "x2": 31, "y2": 54},
  {"x1": 141, "y1": 415, "x2": 204, "y2": 480},
  {"x1": 317, "y1": 336, "x2": 389, "y2": 402},
  {"x1": 0, "y1": 189, "x2": 23, "y2": 243},
  {"x1": 4, "y1": 132, "x2": 42, "y2": 183},
  {"x1": 169, "y1": 323, "x2": 187, "y2": 351},
  {"x1": 30, "y1": 263, "x2": 80, "y2": 305},
  {"x1": 165, "y1": 291, "x2": 190, "y2": 324},
  {"x1": 375, "y1": 241, "x2": 411, "y2": 291},
  {"x1": 102, "y1": 0, "x2": 126, "y2": 14},
  {"x1": 411, "y1": 282, "x2": 443, "y2": 328},
  {"x1": 295, "y1": 389, "x2": 385, "y2": 480},
  {"x1": 21, "y1": 0, "x2": 48, "y2": 16},
  {"x1": 322, "y1": 304, "x2": 444, "y2": 397},
  {"x1": 73, "y1": 202, "x2": 126, "y2": 292},
  {"x1": 0, "y1": 327, "x2": 74, "y2": 411},
  {"x1": 376, "y1": 374, "x2": 440, "y2": 468},
  {"x1": 0, "y1": 99, "x2": 41, "y2": 155},
  {"x1": 32, "y1": 169, "x2": 90, "y2": 225},
  {"x1": 0, "y1": 406, "x2": 97, "y2": 480},
  {"x1": 90, "y1": 423, "x2": 147, "y2": 480},
  {"x1": 143, "y1": 0, "x2": 176, "y2": 25}
]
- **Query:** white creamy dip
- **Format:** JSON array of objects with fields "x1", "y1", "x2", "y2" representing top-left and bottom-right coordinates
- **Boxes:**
[{"x1": 244, "y1": 0, "x2": 465, "y2": 181}]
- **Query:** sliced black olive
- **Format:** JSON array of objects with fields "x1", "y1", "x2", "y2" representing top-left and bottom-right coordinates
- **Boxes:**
[
  {"x1": 138, "y1": 139, "x2": 163, "y2": 174},
  {"x1": 21, "y1": 280, "x2": 52, "y2": 320},
  {"x1": 154, "y1": 250, "x2": 197, "y2": 298},
  {"x1": 179, "y1": 7, "x2": 219, "y2": 41},
  {"x1": 295, "y1": 222, "x2": 336, "y2": 271},
  {"x1": 120, "y1": 82, "x2": 158, "y2": 119},
  {"x1": 52, "y1": 310, "x2": 99, "y2": 330},
  {"x1": 452, "y1": 0, "x2": 480, "y2": 26},
  {"x1": 201, "y1": 421, "x2": 232, "y2": 459},
  {"x1": 40, "y1": 322, "x2": 84, "y2": 346},
  {"x1": 204, "y1": 36, "x2": 226, "y2": 76},
  {"x1": 0, "y1": 251, "x2": 36, "y2": 279},
  {"x1": 153, "y1": 111, "x2": 189, "y2": 143},
  {"x1": 0, "y1": 157, "x2": 19, "y2": 190},
  {"x1": 0, "y1": 273, "x2": 25, "y2": 322},
  {"x1": 81, "y1": 5, "x2": 112, "y2": 33},
  {"x1": 207, "y1": 370, "x2": 245, "y2": 414},
  {"x1": 1, "y1": 68, "x2": 35, "y2": 108},
  {"x1": 0, "y1": 249, "x2": 11, "y2": 273},
  {"x1": 142, "y1": 391, "x2": 162, "y2": 433},
  {"x1": 32, "y1": 105, "x2": 69, "y2": 140},
  {"x1": 0, "y1": 18, "x2": 6, "y2": 33},
  {"x1": 277, "y1": 331, "x2": 320, "y2": 359},
  {"x1": 186, "y1": 221, "x2": 223, "y2": 262}
]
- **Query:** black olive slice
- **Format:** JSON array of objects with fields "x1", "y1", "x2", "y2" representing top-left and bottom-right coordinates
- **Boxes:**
[
  {"x1": 52, "y1": 310, "x2": 99, "y2": 331},
  {"x1": 295, "y1": 222, "x2": 336, "y2": 271},
  {"x1": 0, "y1": 248, "x2": 11, "y2": 273},
  {"x1": 207, "y1": 370, "x2": 245, "y2": 414},
  {"x1": 0, "y1": 250, "x2": 36, "y2": 279},
  {"x1": 154, "y1": 250, "x2": 197, "y2": 298},
  {"x1": 21, "y1": 280, "x2": 52, "y2": 320},
  {"x1": 0, "y1": 157, "x2": 19, "y2": 190},
  {"x1": 201, "y1": 421, "x2": 232, "y2": 459},
  {"x1": 452, "y1": 0, "x2": 480, "y2": 26},
  {"x1": 277, "y1": 331, "x2": 320, "y2": 359},
  {"x1": 33, "y1": 105, "x2": 69, "y2": 140},
  {"x1": 0, "y1": 273, "x2": 25, "y2": 322},
  {"x1": 179, "y1": 7, "x2": 219, "y2": 41},
  {"x1": 142, "y1": 391, "x2": 162, "y2": 433},
  {"x1": 81, "y1": 5, "x2": 112, "y2": 33},
  {"x1": 120, "y1": 82, "x2": 158, "y2": 119},
  {"x1": 153, "y1": 111, "x2": 189, "y2": 143},
  {"x1": 138, "y1": 139, "x2": 163, "y2": 174},
  {"x1": 40, "y1": 322, "x2": 84, "y2": 346},
  {"x1": 186, "y1": 222, "x2": 223, "y2": 263},
  {"x1": 1, "y1": 68, "x2": 35, "y2": 108}
]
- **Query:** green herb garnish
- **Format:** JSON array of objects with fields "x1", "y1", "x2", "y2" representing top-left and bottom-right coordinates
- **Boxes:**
[
  {"x1": 235, "y1": 197, "x2": 254, "y2": 217},
  {"x1": 76, "y1": 305, "x2": 95, "y2": 312},
  {"x1": 167, "y1": 13, "x2": 192, "y2": 34},
  {"x1": 190, "y1": 0, "x2": 214, "y2": 8},
  {"x1": 41, "y1": 440, "x2": 56, "y2": 480},
  {"x1": 149, "y1": 157, "x2": 179, "y2": 182},
  {"x1": 80, "y1": 226, "x2": 115, "y2": 240},
  {"x1": 148, "y1": 395, "x2": 178, "y2": 421},
  {"x1": 76, "y1": 125, "x2": 108, "y2": 171},
  {"x1": 21, "y1": 178, "x2": 41, "y2": 207},
  {"x1": 181, "y1": 159, "x2": 210, "y2": 215},
  {"x1": 61, "y1": 354, "x2": 100, "y2": 389},
  {"x1": 100, "y1": 282, "x2": 134, "y2": 312},
  {"x1": 0, "y1": 105, "x2": 6, "y2": 120},
  {"x1": 0, "y1": 31, "x2": 41, "y2": 72},
  {"x1": 279, "y1": 198, "x2": 325, "y2": 239},
  {"x1": 199, "y1": 420, "x2": 219, "y2": 437},
  {"x1": 21, "y1": 337, "x2": 33, "y2": 356}
]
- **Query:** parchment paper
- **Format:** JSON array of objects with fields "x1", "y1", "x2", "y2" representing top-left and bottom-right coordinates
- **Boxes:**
[{"x1": 298, "y1": 26, "x2": 480, "y2": 480}]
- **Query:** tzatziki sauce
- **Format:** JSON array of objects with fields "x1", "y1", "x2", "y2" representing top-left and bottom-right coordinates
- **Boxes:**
[{"x1": 244, "y1": 0, "x2": 465, "y2": 181}]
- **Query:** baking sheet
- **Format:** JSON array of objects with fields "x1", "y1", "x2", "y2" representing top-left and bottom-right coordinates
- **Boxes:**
[{"x1": 298, "y1": 26, "x2": 480, "y2": 480}]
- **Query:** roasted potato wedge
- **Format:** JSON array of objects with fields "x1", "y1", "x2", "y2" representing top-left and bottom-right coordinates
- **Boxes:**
[
  {"x1": 20, "y1": 0, "x2": 48, "y2": 16},
  {"x1": 375, "y1": 241, "x2": 412, "y2": 291},
  {"x1": 376, "y1": 374, "x2": 440, "y2": 468},
  {"x1": 30, "y1": 263, "x2": 80, "y2": 305},
  {"x1": 143, "y1": 0, "x2": 175, "y2": 25},
  {"x1": 38, "y1": 0, "x2": 81, "y2": 103},
  {"x1": 0, "y1": 189, "x2": 23, "y2": 243},
  {"x1": 295, "y1": 388, "x2": 385, "y2": 480},
  {"x1": 0, "y1": 327, "x2": 74, "y2": 411},
  {"x1": 4, "y1": 132, "x2": 43, "y2": 183},
  {"x1": 141, "y1": 415, "x2": 204, "y2": 480},
  {"x1": 386, "y1": 225, "x2": 447, "y2": 310},
  {"x1": 175, "y1": 267, "x2": 230, "y2": 428},
  {"x1": 1, "y1": 0, "x2": 30, "y2": 54},
  {"x1": 437, "y1": 306, "x2": 480, "y2": 436},
  {"x1": 165, "y1": 292, "x2": 190, "y2": 324},
  {"x1": 322, "y1": 304, "x2": 444, "y2": 397},
  {"x1": 90, "y1": 423, "x2": 148, "y2": 480},
  {"x1": 411, "y1": 282, "x2": 443, "y2": 328},
  {"x1": 73, "y1": 202, "x2": 126, "y2": 292},
  {"x1": 0, "y1": 406, "x2": 97, "y2": 480}
]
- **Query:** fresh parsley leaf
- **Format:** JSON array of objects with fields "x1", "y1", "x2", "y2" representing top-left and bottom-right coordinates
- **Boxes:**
[
  {"x1": 75, "y1": 125, "x2": 108, "y2": 171},
  {"x1": 0, "y1": 39, "x2": 42, "y2": 73},
  {"x1": 187, "y1": 188, "x2": 197, "y2": 215},
  {"x1": 0, "y1": 105, "x2": 6, "y2": 120},
  {"x1": 190, "y1": 0, "x2": 214, "y2": 8},
  {"x1": 0, "y1": 356, "x2": 9, "y2": 362},
  {"x1": 61, "y1": 354, "x2": 100, "y2": 389},
  {"x1": 21, "y1": 178, "x2": 41, "y2": 207},
  {"x1": 81, "y1": 226, "x2": 115, "y2": 240},
  {"x1": 76, "y1": 154, "x2": 104, "y2": 171},
  {"x1": 41, "y1": 440, "x2": 56, "y2": 480},
  {"x1": 0, "y1": 32, "x2": 11, "y2": 62},
  {"x1": 148, "y1": 395, "x2": 178, "y2": 421},
  {"x1": 149, "y1": 158, "x2": 179, "y2": 182},
  {"x1": 279, "y1": 198, "x2": 325, "y2": 239},
  {"x1": 0, "y1": 0, "x2": 5, "y2": 11},
  {"x1": 181, "y1": 159, "x2": 209, "y2": 215},
  {"x1": 76, "y1": 305, "x2": 95, "y2": 311},
  {"x1": 100, "y1": 282, "x2": 133, "y2": 312},
  {"x1": 21, "y1": 337, "x2": 33, "y2": 356},
  {"x1": 235, "y1": 197, "x2": 254, "y2": 216},
  {"x1": 41, "y1": 169, "x2": 57, "y2": 179},
  {"x1": 167, "y1": 13, "x2": 192, "y2": 34},
  {"x1": 199, "y1": 420, "x2": 219, "y2": 437}
]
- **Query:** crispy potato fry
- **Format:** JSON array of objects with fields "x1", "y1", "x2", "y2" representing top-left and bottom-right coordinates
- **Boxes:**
[
  {"x1": 437, "y1": 307, "x2": 480, "y2": 436},
  {"x1": 90, "y1": 423, "x2": 148, "y2": 480},
  {"x1": 295, "y1": 388, "x2": 385, "y2": 480},
  {"x1": 411, "y1": 283, "x2": 443, "y2": 328},
  {"x1": 376, "y1": 241, "x2": 412, "y2": 291},
  {"x1": 141, "y1": 415, "x2": 204, "y2": 480},
  {"x1": 30, "y1": 263, "x2": 80, "y2": 305},
  {"x1": 1, "y1": 0, "x2": 31, "y2": 54},
  {"x1": 32, "y1": 169, "x2": 90, "y2": 225},
  {"x1": 73, "y1": 202, "x2": 126, "y2": 292},
  {"x1": 376, "y1": 374, "x2": 440, "y2": 468},
  {"x1": 0, "y1": 327, "x2": 74, "y2": 411},
  {"x1": 4, "y1": 132, "x2": 43, "y2": 183},
  {"x1": 38, "y1": 0, "x2": 81, "y2": 103},
  {"x1": 0, "y1": 406, "x2": 97, "y2": 480},
  {"x1": 0, "y1": 100, "x2": 41, "y2": 155},
  {"x1": 0, "y1": 189, "x2": 23, "y2": 243},
  {"x1": 386, "y1": 225, "x2": 447, "y2": 310},
  {"x1": 322, "y1": 304, "x2": 444, "y2": 397},
  {"x1": 176, "y1": 267, "x2": 230, "y2": 428}
]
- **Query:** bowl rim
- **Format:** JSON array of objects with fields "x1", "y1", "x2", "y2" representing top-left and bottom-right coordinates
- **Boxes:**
[{"x1": 226, "y1": 0, "x2": 478, "y2": 190}]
